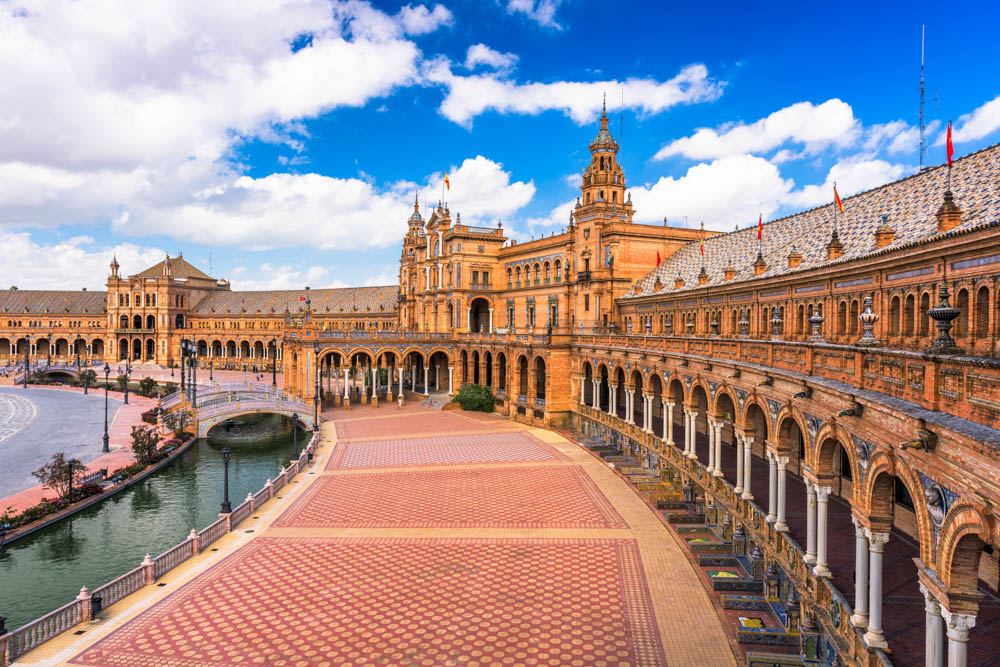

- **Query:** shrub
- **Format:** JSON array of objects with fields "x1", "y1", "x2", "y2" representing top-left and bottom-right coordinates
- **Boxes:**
[
  {"x1": 162, "y1": 409, "x2": 193, "y2": 438},
  {"x1": 163, "y1": 381, "x2": 178, "y2": 396},
  {"x1": 115, "y1": 375, "x2": 128, "y2": 392},
  {"x1": 141, "y1": 408, "x2": 159, "y2": 424},
  {"x1": 138, "y1": 376, "x2": 157, "y2": 397},
  {"x1": 454, "y1": 383, "x2": 494, "y2": 413}
]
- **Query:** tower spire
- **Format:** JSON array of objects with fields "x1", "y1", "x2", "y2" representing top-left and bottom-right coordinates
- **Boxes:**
[{"x1": 601, "y1": 93, "x2": 608, "y2": 129}]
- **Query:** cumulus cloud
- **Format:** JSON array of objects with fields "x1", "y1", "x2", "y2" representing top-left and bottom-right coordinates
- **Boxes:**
[
  {"x1": 939, "y1": 94, "x2": 1000, "y2": 144},
  {"x1": 504, "y1": 0, "x2": 563, "y2": 29},
  {"x1": 424, "y1": 60, "x2": 724, "y2": 126},
  {"x1": 653, "y1": 99, "x2": 858, "y2": 161},
  {"x1": 397, "y1": 3, "x2": 453, "y2": 35},
  {"x1": 228, "y1": 263, "x2": 348, "y2": 291},
  {"x1": 781, "y1": 157, "x2": 908, "y2": 210},
  {"x1": 0, "y1": 231, "x2": 165, "y2": 290},
  {"x1": 464, "y1": 43, "x2": 518, "y2": 70},
  {"x1": 629, "y1": 154, "x2": 793, "y2": 229}
]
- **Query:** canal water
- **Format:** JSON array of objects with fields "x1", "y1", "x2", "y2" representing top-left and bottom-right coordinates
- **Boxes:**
[{"x1": 0, "y1": 414, "x2": 307, "y2": 630}]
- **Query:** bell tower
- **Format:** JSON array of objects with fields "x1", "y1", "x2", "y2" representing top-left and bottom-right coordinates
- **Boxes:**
[{"x1": 577, "y1": 97, "x2": 633, "y2": 222}]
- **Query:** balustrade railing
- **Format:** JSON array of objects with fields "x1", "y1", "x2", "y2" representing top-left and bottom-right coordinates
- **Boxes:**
[{"x1": 1, "y1": 432, "x2": 321, "y2": 664}]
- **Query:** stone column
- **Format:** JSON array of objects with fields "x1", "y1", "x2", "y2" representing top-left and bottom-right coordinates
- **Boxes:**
[
  {"x1": 423, "y1": 365, "x2": 429, "y2": 396},
  {"x1": 920, "y1": 584, "x2": 945, "y2": 667},
  {"x1": 488, "y1": 308, "x2": 494, "y2": 333},
  {"x1": 397, "y1": 366, "x2": 403, "y2": 400},
  {"x1": 804, "y1": 481, "x2": 818, "y2": 565},
  {"x1": 850, "y1": 517, "x2": 870, "y2": 629},
  {"x1": 448, "y1": 366, "x2": 454, "y2": 396},
  {"x1": 608, "y1": 385, "x2": 616, "y2": 416},
  {"x1": 687, "y1": 411, "x2": 697, "y2": 458},
  {"x1": 764, "y1": 453, "x2": 777, "y2": 522},
  {"x1": 706, "y1": 419, "x2": 716, "y2": 473},
  {"x1": 735, "y1": 434, "x2": 745, "y2": 494},
  {"x1": 814, "y1": 486, "x2": 832, "y2": 576},
  {"x1": 663, "y1": 400, "x2": 673, "y2": 445},
  {"x1": 863, "y1": 531, "x2": 890, "y2": 649},
  {"x1": 713, "y1": 421, "x2": 724, "y2": 477},
  {"x1": 411, "y1": 362, "x2": 416, "y2": 391},
  {"x1": 592, "y1": 379, "x2": 600, "y2": 409},
  {"x1": 435, "y1": 362, "x2": 440, "y2": 391},
  {"x1": 644, "y1": 395, "x2": 653, "y2": 432},
  {"x1": 579, "y1": 377, "x2": 586, "y2": 405},
  {"x1": 343, "y1": 368, "x2": 350, "y2": 400},
  {"x1": 625, "y1": 390, "x2": 634, "y2": 424},
  {"x1": 741, "y1": 436, "x2": 754, "y2": 499},
  {"x1": 775, "y1": 456, "x2": 789, "y2": 531},
  {"x1": 943, "y1": 609, "x2": 974, "y2": 667}
]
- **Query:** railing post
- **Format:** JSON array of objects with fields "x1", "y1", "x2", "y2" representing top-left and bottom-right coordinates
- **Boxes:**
[
  {"x1": 142, "y1": 553, "x2": 155, "y2": 585},
  {"x1": 246, "y1": 491, "x2": 255, "y2": 513},
  {"x1": 188, "y1": 528, "x2": 199, "y2": 556},
  {"x1": 220, "y1": 512, "x2": 232, "y2": 533},
  {"x1": 77, "y1": 585, "x2": 92, "y2": 623},
  {"x1": 0, "y1": 631, "x2": 9, "y2": 667},
  {"x1": 265, "y1": 478, "x2": 274, "y2": 500}
]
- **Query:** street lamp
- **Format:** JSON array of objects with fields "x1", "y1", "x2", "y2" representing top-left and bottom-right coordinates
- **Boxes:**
[
  {"x1": 0, "y1": 521, "x2": 10, "y2": 554},
  {"x1": 23, "y1": 334, "x2": 30, "y2": 388},
  {"x1": 67, "y1": 458, "x2": 79, "y2": 501},
  {"x1": 271, "y1": 338, "x2": 277, "y2": 386},
  {"x1": 75, "y1": 332, "x2": 81, "y2": 369},
  {"x1": 102, "y1": 362, "x2": 111, "y2": 452},
  {"x1": 313, "y1": 344, "x2": 320, "y2": 426},
  {"x1": 291, "y1": 413, "x2": 299, "y2": 458},
  {"x1": 179, "y1": 340, "x2": 186, "y2": 396},
  {"x1": 220, "y1": 447, "x2": 232, "y2": 514}
]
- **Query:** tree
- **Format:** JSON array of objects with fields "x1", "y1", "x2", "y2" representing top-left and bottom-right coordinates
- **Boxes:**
[
  {"x1": 116, "y1": 375, "x2": 128, "y2": 391},
  {"x1": 9, "y1": 285, "x2": 17, "y2": 291},
  {"x1": 79, "y1": 369, "x2": 97, "y2": 387},
  {"x1": 139, "y1": 376, "x2": 157, "y2": 397},
  {"x1": 161, "y1": 409, "x2": 193, "y2": 438},
  {"x1": 163, "y1": 381, "x2": 178, "y2": 396},
  {"x1": 131, "y1": 425, "x2": 163, "y2": 466},
  {"x1": 454, "y1": 384, "x2": 494, "y2": 412},
  {"x1": 32, "y1": 453, "x2": 87, "y2": 499}
]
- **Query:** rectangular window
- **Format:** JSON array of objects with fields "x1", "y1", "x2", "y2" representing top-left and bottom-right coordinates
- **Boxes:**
[
  {"x1": 584, "y1": 294, "x2": 590, "y2": 311},
  {"x1": 472, "y1": 270, "x2": 479, "y2": 285},
  {"x1": 482, "y1": 271, "x2": 489, "y2": 286}
]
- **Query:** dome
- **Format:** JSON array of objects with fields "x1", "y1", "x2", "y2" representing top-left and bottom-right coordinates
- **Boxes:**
[
  {"x1": 593, "y1": 127, "x2": 614, "y2": 145},
  {"x1": 409, "y1": 209, "x2": 423, "y2": 223}
]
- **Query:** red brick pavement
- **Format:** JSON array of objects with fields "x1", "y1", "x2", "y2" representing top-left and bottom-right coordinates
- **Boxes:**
[
  {"x1": 70, "y1": 536, "x2": 666, "y2": 667},
  {"x1": 333, "y1": 411, "x2": 520, "y2": 441},
  {"x1": 275, "y1": 466, "x2": 629, "y2": 529},
  {"x1": 327, "y1": 431, "x2": 568, "y2": 470}
]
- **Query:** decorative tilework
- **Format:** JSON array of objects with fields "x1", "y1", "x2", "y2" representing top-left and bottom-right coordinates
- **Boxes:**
[{"x1": 327, "y1": 432, "x2": 566, "y2": 470}]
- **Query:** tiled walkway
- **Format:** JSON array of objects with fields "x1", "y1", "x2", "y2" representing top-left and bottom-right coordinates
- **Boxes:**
[{"x1": 25, "y1": 404, "x2": 737, "y2": 666}]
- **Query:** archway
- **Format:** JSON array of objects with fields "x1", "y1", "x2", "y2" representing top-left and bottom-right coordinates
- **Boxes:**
[
  {"x1": 716, "y1": 392, "x2": 736, "y2": 482},
  {"x1": 534, "y1": 357, "x2": 546, "y2": 401},
  {"x1": 497, "y1": 352, "x2": 507, "y2": 395},
  {"x1": 614, "y1": 367, "x2": 626, "y2": 419},
  {"x1": 690, "y1": 385, "x2": 709, "y2": 463},
  {"x1": 649, "y1": 373, "x2": 663, "y2": 435},
  {"x1": 517, "y1": 355, "x2": 528, "y2": 397},
  {"x1": 119, "y1": 337, "x2": 129, "y2": 361},
  {"x1": 583, "y1": 362, "x2": 593, "y2": 405},
  {"x1": 484, "y1": 351, "x2": 493, "y2": 387},
  {"x1": 428, "y1": 350, "x2": 449, "y2": 393},
  {"x1": 630, "y1": 370, "x2": 644, "y2": 425},
  {"x1": 469, "y1": 298, "x2": 491, "y2": 333},
  {"x1": 472, "y1": 350, "x2": 481, "y2": 384},
  {"x1": 145, "y1": 338, "x2": 155, "y2": 360},
  {"x1": 598, "y1": 365, "x2": 610, "y2": 411}
]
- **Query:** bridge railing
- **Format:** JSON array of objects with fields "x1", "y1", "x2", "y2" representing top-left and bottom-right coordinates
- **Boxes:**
[
  {"x1": 0, "y1": 431, "x2": 321, "y2": 665},
  {"x1": 196, "y1": 397, "x2": 311, "y2": 422}
]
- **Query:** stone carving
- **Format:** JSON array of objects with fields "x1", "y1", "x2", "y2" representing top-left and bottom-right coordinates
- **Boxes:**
[
  {"x1": 804, "y1": 412, "x2": 822, "y2": 446},
  {"x1": 852, "y1": 435, "x2": 873, "y2": 484},
  {"x1": 735, "y1": 388, "x2": 748, "y2": 411},
  {"x1": 766, "y1": 398, "x2": 782, "y2": 425}
]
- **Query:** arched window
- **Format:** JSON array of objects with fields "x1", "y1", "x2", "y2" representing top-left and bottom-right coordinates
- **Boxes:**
[
  {"x1": 889, "y1": 296, "x2": 900, "y2": 336},
  {"x1": 554, "y1": 260, "x2": 562, "y2": 282},
  {"x1": 838, "y1": 301, "x2": 847, "y2": 335},
  {"x1": 146, "y1": 314, "x2": 155, "y2": 330},
  {"x1": 533, "y1": 264, "x2": 540, "y2": 284},
  {"x1": 849, "y1": 300, "x2": 859, "y2": 335},
  {"x1": 515, "y1": 267, "x2": 521, "y2": 285},
  {"x1": 919, "y1": 292, "x2": 930, "y2": 336},
  {"x1": 507, "y1": 268, "x2": 512, "y2": 287},
  {"x1": 976, "y1": 286, "x2": 990, "y2": 337},
  {"x1": 544, "y1": 262, "x2": 551, "y2": 282},
  {"x1": 903, "y1": 294, "x2": 915, "y2": 336},
  {"x1": 956, "y1": 289, "x2": 969, "y2": 337}
]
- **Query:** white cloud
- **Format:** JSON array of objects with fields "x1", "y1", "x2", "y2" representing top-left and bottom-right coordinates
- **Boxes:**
[
  {"x1": 781, "y1": 157, "x2": 908, "y2": 210},
  {"x1": 464, "y1": 43, "x2": 518, "y2": 70},
  {"x1": 229, "y1": 263, "x2": 348, "y2": 291},
  {"x1": 0, "y1": 231, "x2": 165, "y2": 290},
  {"x1": 424, "y1": 60, "x2": 724, "y2": 126},
  {"x1": 424, "y1": 155, "x2": 536, "y2": 223},
  {"x1": 653, "y1": 99, "x2": 858, "y2": 161},
  {"x1": 504, "y1": 0, "x2": 563, "y2": 29},
  {"x1": 939, "y1": 94, "x2": 1000, "y2": 144},
  {"x1": 397, "y1": 4, "x2": 453, "y2": 35},
  {"x1": 629, "y1": 154, "x2": 792, "y2": 230}
]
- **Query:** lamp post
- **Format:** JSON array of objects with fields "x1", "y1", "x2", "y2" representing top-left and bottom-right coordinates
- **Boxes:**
[
  {"x1": 123, "y1": 358, "x2": 130, "y2": 405},
  {"x1": 179, "y1": 340, "x2": 186, "y2": 396},
  {"x1": 102, "y1": 362, "x2": 110, "y2": 452},
  {"x1": 291, "y1": 413, "x2": 299, "y2": 458},
  {"x1": 23, "y1": 334, "x2": 30, "y2": 388},
  {"x1": 1, "y1": 521, "x2": 11, "y2": 554},
  {"x1": 190, "y1": 344, "x2": 197, "y2": 407},
  {"x1": 67, "y1": 458, "x2": 79, "y2": 501},
  {"x1": 220, "y1": 447, "x2": 232, "y2": 514},
  {"x1": 75, "y1": 332, "x2": 81, "y2": 370},
  {"x1": 314, "y1": 344, "x2": 320, "y2": 426},
  {"x1": 271, "y1": 338, "x2": 277, "y2": 387}
]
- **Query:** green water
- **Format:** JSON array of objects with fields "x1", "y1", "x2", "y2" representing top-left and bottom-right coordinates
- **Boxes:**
[{"x1": 0, "y1": 414, "x2": 309, "y2": 631}]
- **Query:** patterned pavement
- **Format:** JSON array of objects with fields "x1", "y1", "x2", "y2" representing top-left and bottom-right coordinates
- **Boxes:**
[
  {"x1": 328, "y1": 431, "x2": 567, "y2": 469},
  {"x1": 44, "y1": 404, "x2": 736, "y2": 667},
  {"x1": 275, "y1": 465, "x2": 628, "y2": 529},
  {"x1": 0, "y1": 391, "x2": 37, "y2": 443}
]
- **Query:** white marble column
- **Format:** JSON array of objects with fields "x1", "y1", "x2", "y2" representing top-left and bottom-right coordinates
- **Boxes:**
[
  {"x1": 851, "y1": 517, "x2": 870, "y2": 629},
  {"x1": 644, "y1": 395, "x2": 652, "y2": 432},
  {"x1": 608, "y1": 385, "x2": 616, "y2": 416},
  {"x1": 706, "y1": 419, "x2": 716, "y2": 473},
  {"x1": 742, "y1": 436, "x2": 754, "y2": 500},
  {"x1": 863, "y1": 531, "x2": 890, "y2": 649},
  {"x1": 422, "y1": 366, "x2": 429, "y2": 396},
  {"x1": 625, "y1": 390, "x2": 634, "y2": 424},
  {"x1": 663, "y1": 400, "x2": 674, "y2": 445},
  {"x1": 814, "y1": 486, "x2": 832, "y2": 576},
  {"x1": 943, "y1": 609, "x2": 974, "y2": 667},
  {"x1": 579, "y1": 378, "x2": 586, "y2": 405},
  {"x1": 734, "y1": 434, "x2": 745, "y2": 494},
  {"x1": 488, "y1": 308, "x2": 494, "y2": 333},
  {"x1": 804, "y1": 481, "x2": 818, "y2": 565},
  {"x1": 688, "y1": 411, "x2": 698, "y2": 458},
  {"x1": 766, "y1": 453, "x2": 777, "y2": 523},
  {"x1": 448, "y1": 366, "x2": 454, "y2": 395},
  {"x1": 775, "y1": 455, "x2": 789, "y2": 532},
  {"x1": 343, "y1": 368, "x2": 350, "y2": 400},
  {"x1": 713, "y1": 421, "x2": 723, "y2": 477},
  {"x1": 411, "y1": 362, "x2": 416, "y2": 391},
  {"x1": 592, "y1": 379, "x2": 600, "y2": 409},
  {"x1": 397, "y1": 366, "x2": 403, "y2": 400},
  {"x1": 920, "y1": 584, "x2": 945, "y2": 667}
]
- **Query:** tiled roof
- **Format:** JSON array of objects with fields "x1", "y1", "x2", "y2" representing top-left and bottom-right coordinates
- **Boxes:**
[
  {"x1": 0, "y1": 290, "x2": 107, "y2": 314},
  {"x1": 625, "y1": 143, "x2": 1000, "y2": 298},
  {"x1": 134, "y1": 255, "x2": 216, "y2": 280},
  {"x1": 191, "y1": 286, "x2": 399, "y2": 315}
]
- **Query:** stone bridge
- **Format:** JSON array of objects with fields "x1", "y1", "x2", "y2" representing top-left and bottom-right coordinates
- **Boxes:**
[{"x1": 162, "y1": 382, "x2": 315, "y2": 438}]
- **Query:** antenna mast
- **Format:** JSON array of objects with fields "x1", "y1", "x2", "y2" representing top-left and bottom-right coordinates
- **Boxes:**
[{"x1": 919, "y1": 24, "x2": 926, "y2": 171}]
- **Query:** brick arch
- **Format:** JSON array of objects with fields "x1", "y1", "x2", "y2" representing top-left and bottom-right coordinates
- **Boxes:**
[
  {"x1": 935, "y1": 502, "x2": 994, "y2": 592},
  {"x1": 861, "y1": 451, "x2": 935, "y2": 563},
  {"x1": 425, "y1": 347, "x2": 451, "y2": 363},
  {"x1": 628, "y1": 368, "x2": 645, "y2": 389},
  {"x1": 686, "y1": 378, "x2": 710, "y2": 408},
  {"x1": 741, "y1": 395, "x2": 772, "y2": 441},
  {"x1": 811, "y1": 421, "x2": 860, "y2": 491},
  {"x1": 774, "y1": 405, "x2": 810, "y2": 459},
  {"x1": 711, "y1": 385, "x2": 737, "y2": 417}
]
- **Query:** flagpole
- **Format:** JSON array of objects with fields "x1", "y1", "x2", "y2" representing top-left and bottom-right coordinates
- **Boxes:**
[{"x1": 833, "y1": 181, "x2": 839, "y2": 235}]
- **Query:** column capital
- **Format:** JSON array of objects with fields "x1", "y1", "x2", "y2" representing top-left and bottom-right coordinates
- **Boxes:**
[
  {"x1": 919, "y1": 583, "x2": 943, "y2": 616},
  {"x1": 664, "y1": 400, "x2": 675, "y2": 408},
  {"x1": 865, "y1": 530, "x2": 890, "y2": 552},
  {"x1": 814, "y1": 486, "x2": 832, "y2": 501},
  {"x1": 942, "y1": 609, "x2": 976, "y2": 642},
  {"x1": 775, "y1": 455, "x2": 789, "y2": 469}
]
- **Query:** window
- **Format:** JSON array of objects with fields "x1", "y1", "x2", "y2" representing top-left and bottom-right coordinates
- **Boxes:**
[
  {"x1": 528, "y1": 305, "x2": 535, "y2": 327},
  {"x1": 472, "y1": 270, "x2": 479, "y2": 285},
  {"x1": 482, "y1": 271, "x2": 489, "y2": 286},
  {"x1": 584, "y1": 294, "x2": 590, "y2": 311}
]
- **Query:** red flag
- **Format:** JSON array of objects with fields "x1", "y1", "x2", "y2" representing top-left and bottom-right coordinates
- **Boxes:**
[
  {"x1": 700, "y1": 238, "x2": 704, "y2": 256},
  {"x1": 757, "y1": 213, "x2": 762, "y2": 241},
  {"x1": 947, "y1": 121, "x2": 954, "y2": 167},
  {"x1": 299, "y1": 296, "x2": 306, "y2": 301},
  {"x1": 656, "y1": 250, "x2": 661, "y2": 266},
  {"x1": 833, "y1": 183, "x2": 843, "y2": 213}
]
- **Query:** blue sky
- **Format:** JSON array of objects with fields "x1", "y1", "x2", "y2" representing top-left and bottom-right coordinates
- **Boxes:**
[{"x1": 2, "y1": 0, "x2": 999, "y2": 291}]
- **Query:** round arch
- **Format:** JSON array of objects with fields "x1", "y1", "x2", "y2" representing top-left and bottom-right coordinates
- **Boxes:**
[{"x1": 862, "y1": 452, "x2": 935, "y2": 563}]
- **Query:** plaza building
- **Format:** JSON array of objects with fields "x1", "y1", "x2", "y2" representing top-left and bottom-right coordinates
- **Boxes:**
[{"x1": 3, "y1": 109, "x2": 1000, "y2": 666}]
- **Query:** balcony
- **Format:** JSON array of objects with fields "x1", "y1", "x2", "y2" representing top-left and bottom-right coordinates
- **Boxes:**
[
  {"x1": 577, "y1": 270, "x2": 591, "y2": 282},
  {"x1": 114, "y1": 328, "x2": 154, "y2": 335}
]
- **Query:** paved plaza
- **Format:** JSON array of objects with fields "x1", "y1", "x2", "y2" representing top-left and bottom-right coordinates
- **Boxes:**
[{"x1": 25, "y1": 404, "x2": 737, "y2": 666}]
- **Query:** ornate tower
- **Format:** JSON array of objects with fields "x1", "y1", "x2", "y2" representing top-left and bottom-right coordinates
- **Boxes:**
[{"x1": 577, "y1": 98, "x2": 633, "y2": 222}]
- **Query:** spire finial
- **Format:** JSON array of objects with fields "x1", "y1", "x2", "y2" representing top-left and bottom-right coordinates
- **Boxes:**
[
  {"x1": 414, "y1": 192, "x2": 419, "y2": 211},
  {"x1": 600, "y1": 93, "x2": 608, "y2": 130}
]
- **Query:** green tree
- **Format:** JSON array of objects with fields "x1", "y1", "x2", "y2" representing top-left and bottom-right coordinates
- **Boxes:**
[
  {"x1": 115, "y1": 375, "x2": 128, "y2": 391},
  {"x1": 163, "y1": 381, "x2": 178, "y2": 396},
  {"x1": 130, "y1": 425, "x2": 163, "y2": 466},
  {"x1": 454, "y1": 384, "x2": 494, "y2": 412},
  {"x1": 161, "y1": 409, "x2": 193, "y2": 438},
  {"x1": 139, "y1": 376, "x2": 157, "y2": 397},
  {"x1": 9, "y1": 285, "x2": 17, "y2": 291},
  {"x1": 32, "y1": 453, "x2": 87, "y2": 499},
  {"x1": 79, "y1": 369, "x2": 97, "y2": 387}
]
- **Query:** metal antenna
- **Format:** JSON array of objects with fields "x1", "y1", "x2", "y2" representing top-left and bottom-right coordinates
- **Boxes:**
[{"x1": 919, "y1": 24, "x2": 926, "y2": 171}]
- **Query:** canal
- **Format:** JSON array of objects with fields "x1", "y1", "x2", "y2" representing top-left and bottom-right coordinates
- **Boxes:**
[{"x1": 0, "y1": 414, "x2": 308, "y2": 630}]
